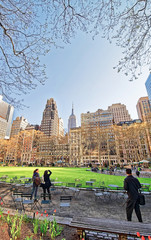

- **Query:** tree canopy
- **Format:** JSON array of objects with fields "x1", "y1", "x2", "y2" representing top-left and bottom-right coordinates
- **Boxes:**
[{"x1": 0, "y1": 0, "x2": 150, "y2": 106}]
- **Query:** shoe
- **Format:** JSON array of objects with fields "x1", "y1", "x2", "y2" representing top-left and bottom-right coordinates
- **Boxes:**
[{"x1": 34, "y1": 199, "x2": 38, "y2": 202}]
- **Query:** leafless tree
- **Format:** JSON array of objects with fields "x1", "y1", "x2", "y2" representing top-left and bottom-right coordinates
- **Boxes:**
[{"x1": 1, "y1": 0, "x2": 150, "y2": 106}]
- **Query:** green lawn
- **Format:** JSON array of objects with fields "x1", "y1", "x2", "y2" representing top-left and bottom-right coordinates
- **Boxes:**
[{"x1": 0, "y1": 167, "x2": 151, "y2": 189}]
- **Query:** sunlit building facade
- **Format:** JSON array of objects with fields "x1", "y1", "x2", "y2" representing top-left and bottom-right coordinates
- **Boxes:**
[
  {"x1": 41, "y1": 98, "x2": 59, "y2": 137},
  {"x1": 10, "y1": 116, "x2": 28, "y2": 138},
  {"x1": 108, "y1": 103, "x2": 131, "y2": 124},
  {"x1": 136, "y1": 97, "x2": 151, "y2": 122},
  {"x1": 0, "y1": 95, "x2": 14, "y2": 139}
]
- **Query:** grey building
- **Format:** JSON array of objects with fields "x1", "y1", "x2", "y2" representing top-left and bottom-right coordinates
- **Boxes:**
[
  {"x1": 145, "y1": 73, "x2": 151, "y2": 103},
  {"x1": 68, "y1": 104, "x2": 77, "y2": 133},
  {"x1": 0, "y1": 95, "x2": 14, "y2": 139}
]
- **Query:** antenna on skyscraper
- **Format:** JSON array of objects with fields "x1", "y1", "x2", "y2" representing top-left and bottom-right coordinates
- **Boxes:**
[{"x1": 72, "y1": 102, "x2": 74, "y2": 115}]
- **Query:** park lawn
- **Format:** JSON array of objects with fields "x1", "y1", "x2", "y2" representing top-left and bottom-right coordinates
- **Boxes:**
[{"x1": 0, "y1": 167, "x2": 151, "y2": 189}]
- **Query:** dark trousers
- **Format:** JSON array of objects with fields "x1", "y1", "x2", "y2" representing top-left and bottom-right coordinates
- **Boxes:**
[
  {"x1": 126, "y1": 198, "x2": 142, "y2": 222},
  {"x1": 43, "y1": 187, "x2": 51, "y2": 200}
]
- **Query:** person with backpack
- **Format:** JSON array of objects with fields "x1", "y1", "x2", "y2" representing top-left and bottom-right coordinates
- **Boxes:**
[
  {"x1": 41, "y1": 170, "x2": 52, "y2": 200},
  {"x1": 31, "y1": 169, "x2": 41, "y2": 201}
]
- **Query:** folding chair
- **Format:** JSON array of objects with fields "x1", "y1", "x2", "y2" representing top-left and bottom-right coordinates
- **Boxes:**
[
  {"x1": 12, "y1": 191, "x2": 23, "y2": 210},
  {"x1": 66, "y1": 183, "x2": 75, "y2": 188},
  {"x1": 50, "y1": 184, "x2": 56, "y2": 193},
  {"x1": 86, "y1": 182, "x2": 93, "y2": 190},
  {"x1": 75, "y1": 183, "x2": 82, "y2": 188},
  {"x1": 21, "y1": 193, "x2": 40, "y2": 212},
  {"x1": 40, "y1": 193, "x2": 51, "y2": 210},
  {"x1": 90, "y1": 179, "x2": 96, "y2": 182},
  {"x1": 60, "y1": 196, "x2": 72, "y2": 211},
  {"x1": 94, "y1": 187, "x2": 104, "y2": 201}
]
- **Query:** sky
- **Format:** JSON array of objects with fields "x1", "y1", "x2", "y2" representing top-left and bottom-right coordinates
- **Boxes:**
[{"x1": 14, "y1": 32, "x2": 149, "y2": 129}]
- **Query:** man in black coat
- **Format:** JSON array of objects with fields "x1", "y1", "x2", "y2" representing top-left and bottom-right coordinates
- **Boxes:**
[{"x1": 124, "y1": 168, "x2": 143, "y2": 222}]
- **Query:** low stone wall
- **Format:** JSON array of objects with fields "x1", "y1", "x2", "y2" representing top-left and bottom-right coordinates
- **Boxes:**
[{"x1": 85, "y1": 230, "x2": 139, "y2": 240}]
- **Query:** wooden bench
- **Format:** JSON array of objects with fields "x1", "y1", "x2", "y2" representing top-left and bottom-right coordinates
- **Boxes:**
[{"x1": 70, "y1": 216, "x2": 151, "y2": 240}]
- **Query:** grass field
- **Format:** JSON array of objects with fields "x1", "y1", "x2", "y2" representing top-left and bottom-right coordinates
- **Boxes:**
[{"x1": 0, "y1": 167, "x2": 151, "y2": 188}]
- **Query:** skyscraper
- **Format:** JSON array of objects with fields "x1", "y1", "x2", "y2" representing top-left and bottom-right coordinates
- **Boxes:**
[
  {"x1": 41, "y1": 98, "x2": 59, "y2": 137},
  {"x1": 59, "y1": 118, "x2": 64, "y2": 137},
  {"x1": 68, "y1": 104, "x2": 77, "y2": 133},
  {"x1": 136, "y1": 97, "x2": 151, "y2": 122},
  {"x1": 108, "y1": 103, "x2": 131, "y2": 124},
  {"x1": 10, "y1": 116, "x2": 28, "y2": 138},
  {"x1": 145, "y1": 73, "x2": 151, "y2": 101},
  {"x1": 0, "y1": 95, "x2": 14, "y2": 139}
]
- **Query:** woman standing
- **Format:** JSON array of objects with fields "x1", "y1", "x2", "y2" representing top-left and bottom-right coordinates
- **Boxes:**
[
  {"x1": 42, "y1": 170, "x2": 52, "y2": 200},
  {"x1": 31, "y1": 169, "x2": 40, "y2": 201}
]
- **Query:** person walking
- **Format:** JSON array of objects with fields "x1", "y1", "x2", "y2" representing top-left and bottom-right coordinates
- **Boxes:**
[
  {"x1": 42, "y1": 170, "x2": 52, "y2": 200},
  {"x1": 136, "y1": 169, "x2": 140, "y2": 177},
  {"x1": 124, "y1": 168, "x2": 143, "y2": 222},
  {"x1": 31, "y1": 169, "x2": 40, "y2": 201}
]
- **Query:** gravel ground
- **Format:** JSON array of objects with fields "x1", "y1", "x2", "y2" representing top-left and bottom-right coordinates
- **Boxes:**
[{"x1": 1, "y1": 183, "x2": 150, "y2": 223}]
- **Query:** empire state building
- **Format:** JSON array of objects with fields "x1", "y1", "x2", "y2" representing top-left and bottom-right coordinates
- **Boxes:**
[{"x1": 68, "y1": 104, "x2": 77, "y2": 133}]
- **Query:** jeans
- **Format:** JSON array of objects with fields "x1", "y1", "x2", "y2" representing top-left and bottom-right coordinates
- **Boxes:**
[{"x1": 31, "y1": 183, "x2": 38, "y2": 200}]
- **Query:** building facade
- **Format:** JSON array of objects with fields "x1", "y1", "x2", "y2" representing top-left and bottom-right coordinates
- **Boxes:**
[
  {"x1": 136, "y1": 97, "x2": 151, "y2": 122},
  {"x1": 80, "y1": 109, "x2": 116, "y2": 166},
  {"x1": 0, "y1": 95, "x2": 14, "y2": 139},
  {"x1": 69, "y1": 127, "x2": 81, "y2": 166},
  {"x1": 108, "y1": 103, "x2": 131, "y2": 124},
  {"x1": 58, "y1": 118, "x2": 64, "y2": 137},
  {"x1": 114, "y1": 120, "x2": 150, "y2": 165},
  {"x1": 10, "y1": 116, "x2": 28, "y2": 138},
  {"x1": 41, "y1": 98, "x2": 59, "y2": 137},
  {"x1": 68, "y1": 104, "x2": 77, "y2": 133}
]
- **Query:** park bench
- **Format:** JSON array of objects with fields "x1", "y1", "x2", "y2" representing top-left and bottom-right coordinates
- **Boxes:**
[{"x1": 70, "y1": 216, "x2": 151, "y2": 240}]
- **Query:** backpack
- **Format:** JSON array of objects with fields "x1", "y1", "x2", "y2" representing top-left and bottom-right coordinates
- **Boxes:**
[{"x1": 35, "y1": 176, "x2": 41, "y2": 186}]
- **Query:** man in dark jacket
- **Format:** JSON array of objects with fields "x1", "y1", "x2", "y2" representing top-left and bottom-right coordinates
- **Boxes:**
[{"x1": 124, "y1": 168, "x2": 142, "y2": 222}]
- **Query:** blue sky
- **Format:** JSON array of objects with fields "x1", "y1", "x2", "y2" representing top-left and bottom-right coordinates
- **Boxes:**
[{"x1": 14, "y1": 32, "x2": 149, "y2": 129}]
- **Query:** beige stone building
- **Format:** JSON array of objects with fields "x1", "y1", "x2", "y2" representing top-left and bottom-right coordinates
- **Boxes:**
[
  {"x1": 36, "y1": 134, "x2": 69, "y2": 166},
  {"x1": 108, "y1": 103, "x2": 131, "y2": 124},
  {"x1": 114, "y1": 121, "x2": 151, "y2": 165},
  {"x1": 58, "y1": 118, "x2": 64, "y2": 137},
  {"x1": 80, "y1": 109, "x2": 117, "y2": 166},
  {"x1": 136, "y1": 97, "x2": 151, "y2": 122},
  {"x1": 10, "y1": 116, "x2": 28, "y2": 138},
  {"x1": 69, "y1": 127, "x2": 82, "y2": 166}
]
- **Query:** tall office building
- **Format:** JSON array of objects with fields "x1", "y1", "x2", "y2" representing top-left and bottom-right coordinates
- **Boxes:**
[
  {"x1": 59, "y1": 118, "x2": 64, "y2": 137},
  {"x1": 10, "y1": 116, "x2": 28, "y2": 137},
  {"x1": 68, "y1": 104, "x2": 77, "y2": 133},
  {"x1": 136, "y1": 97, "x2": 151, "y2": 122},
  {"x1": 108, "y1": 103, "x2": 131, "y2": 124},
  {"x1": 145, "y1": 73, "x2": 151, "y2": 102},
  {"x1": 41, "y1": 98, "x2": 59, "y2": 137},
  {"x1": 0, "y1": 95, "x2": 14, "y2": 139}
]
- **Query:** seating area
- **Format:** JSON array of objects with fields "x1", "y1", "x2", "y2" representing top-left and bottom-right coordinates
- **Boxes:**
[{"x1": 0, "y1": 176, "x2": 151, "y2": 220}]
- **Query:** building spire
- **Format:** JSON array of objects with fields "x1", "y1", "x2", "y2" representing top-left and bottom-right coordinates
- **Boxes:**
[{"x1": 72, "y1": 102, "x2": 74, "y2": 115}]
